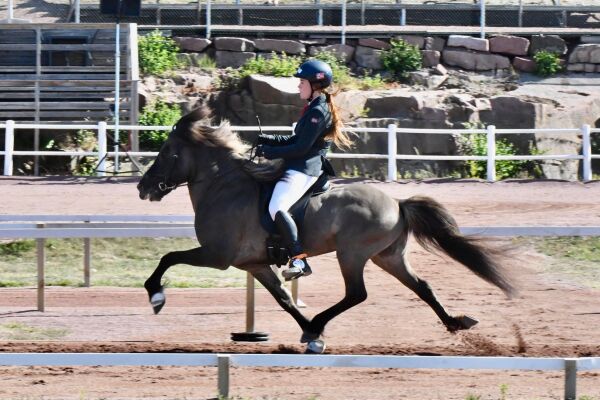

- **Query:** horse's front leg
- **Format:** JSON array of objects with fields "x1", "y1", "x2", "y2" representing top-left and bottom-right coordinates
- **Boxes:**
[
  {"x1": 144, "y1": 246, "x2": 227, "y2": 314},
  {"x1": 250, "y1": 266, "x2": 312, "y2": 336}
]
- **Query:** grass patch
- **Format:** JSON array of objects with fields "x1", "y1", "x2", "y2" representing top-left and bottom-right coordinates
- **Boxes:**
[
  {"x1": 0, "y1": 238, "x2": 246, "y2": 288},
  {"x1": 515, "y1": 237, "x2": 600, "y2": 288},
  {"x1": 0, "y1": 322, "x2": 69, "y2": 340}
]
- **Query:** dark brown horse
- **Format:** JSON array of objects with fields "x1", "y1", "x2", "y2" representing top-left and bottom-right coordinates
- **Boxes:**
[{"x1": 137, "y1": 108, "x2": 514, "y2": 353}]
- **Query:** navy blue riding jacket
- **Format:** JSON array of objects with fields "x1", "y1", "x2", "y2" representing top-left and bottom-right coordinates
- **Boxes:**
[{"x1": 259, "y1": 94, "x2": 333, "y2": 177}]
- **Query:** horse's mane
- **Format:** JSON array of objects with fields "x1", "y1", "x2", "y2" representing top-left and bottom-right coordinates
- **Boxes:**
[{"x1": 173, "y1": 106, "x2": 284, "y2": 182}]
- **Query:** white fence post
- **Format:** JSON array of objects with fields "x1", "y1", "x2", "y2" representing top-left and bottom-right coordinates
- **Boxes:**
[
  {"x1": 387, "y1": 124, "x2": 398, "y2": 182},
  {"x1": 245, "y1": 272, "x2": 254, "y2": 332},
  {"x1": 341, "y1": 0, "x2": 347, "y2": 45},
  {"x1": 206, "y1": 0, "x2": 212, "y2": 39},
  {"x1": 217, "y1": 355, "x2": 230, "y2": 398},
  {"x1": 581, "y1": 124, "x2": 592, "y2": 182},
  {"x1": 480, "y1": 0, "x2": 486, "y2": 39},
  {"x1": 36, "y1": 223, "x2": 46, "y2": 312},
  {"x1": 486, "y1": 124, "x2": 496, "y2": 182},
  {"x1": 3, "y1": 120, "x2": 15, "y2": 176},
  {"x1": 564, "y1": 358, "x2": 578, "y2": 400},
  {"x1": 97, "y1": 121, "x2": 107, "y2": 177}
]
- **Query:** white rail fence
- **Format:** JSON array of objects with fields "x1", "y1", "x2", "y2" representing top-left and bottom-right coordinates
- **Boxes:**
[
  {"x1": 0, "y1": 352, "x2": 598, "y2": 399},
  {"x1": 1, "y1": 121, "x2": 598, "y2": 182},
  {"x1": 1, "y1": 218, "x2": 600, "y2": 399},
  {"x1": 2, "y1": 215, "x2": 600, "y2": 314}
]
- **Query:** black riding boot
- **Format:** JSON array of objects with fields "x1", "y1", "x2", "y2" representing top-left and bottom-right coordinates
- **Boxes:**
[{"x1": 274, "y1": 210, "x2": 312, "y2": 280}]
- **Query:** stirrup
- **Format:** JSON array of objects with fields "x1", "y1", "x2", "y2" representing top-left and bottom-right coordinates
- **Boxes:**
[{"x1": 282, "y1": 258, "x2": 312, "y2": 281}]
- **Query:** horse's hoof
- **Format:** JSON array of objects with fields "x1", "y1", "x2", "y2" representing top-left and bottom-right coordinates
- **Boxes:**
[
  {"x1": 150, "y1": 290, "x2": 166, "y2": 315},
  {"x1": 457, "y1": 315, "x2": 479, "y2": 329},
  {"x1": 300, "y1": 331, "x2": 319, "y2": 343},
  {"x1": 305, "y1": 340, "x2": 326, "y2": 354},
  {"x1": 447, "y1": 315, "x2": 479, "y2": 332}
]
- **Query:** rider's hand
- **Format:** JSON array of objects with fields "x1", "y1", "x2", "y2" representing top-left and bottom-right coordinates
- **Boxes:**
[{"x1": 255, "y1": 144, "x2": 265, "y2": 157}]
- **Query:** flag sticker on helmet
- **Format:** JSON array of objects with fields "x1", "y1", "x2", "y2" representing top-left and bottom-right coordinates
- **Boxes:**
[
  {"x1": 311, "y1": 117, "x2": 320, "y2": 124},
  {"x1": 316, "y1": 72, "x2": 325, "y2": 80}
]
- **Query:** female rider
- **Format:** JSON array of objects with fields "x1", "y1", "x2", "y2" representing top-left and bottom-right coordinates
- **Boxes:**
[{"x1": 256, "y1": 59, "x2": 353, "y2": 280}]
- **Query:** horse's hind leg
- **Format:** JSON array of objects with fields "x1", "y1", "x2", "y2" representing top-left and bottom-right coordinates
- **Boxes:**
[
  {"x1": 251, "y1": 266, "x2": 311, "y2": 333},
  {"x1": 372, "y1": 240, "x2": 478, "y2": 332}
]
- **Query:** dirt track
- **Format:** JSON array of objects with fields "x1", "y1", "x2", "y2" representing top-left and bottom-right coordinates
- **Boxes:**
[{"x1": 0, "y1": 177, "x2": 599, "y2": 399}]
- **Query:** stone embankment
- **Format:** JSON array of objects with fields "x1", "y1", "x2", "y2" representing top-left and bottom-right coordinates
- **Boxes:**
[
  {"x1": 140, "y1": 34, "x2": 600, "y2": 180},
  {"x1": 172, "y1": 34, "x2": 600, "y2": 74}
]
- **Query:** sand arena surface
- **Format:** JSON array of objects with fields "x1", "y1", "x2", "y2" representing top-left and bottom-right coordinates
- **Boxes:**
[{"x1": 0, "y1": 177, "x2": 599, "y2": 399}]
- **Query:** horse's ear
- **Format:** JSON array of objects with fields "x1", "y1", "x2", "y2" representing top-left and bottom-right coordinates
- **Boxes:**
[{"x1": 188, "y1": 105, "x2": 212, "y2": 123}]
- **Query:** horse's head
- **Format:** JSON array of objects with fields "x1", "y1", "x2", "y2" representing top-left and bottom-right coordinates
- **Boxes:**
[
  {"x1": 138, "y1": 107, "x2": 213, "y2": 201},
  {"x1": 138, "y1": 106, "x2": 256, "y2": 201}
]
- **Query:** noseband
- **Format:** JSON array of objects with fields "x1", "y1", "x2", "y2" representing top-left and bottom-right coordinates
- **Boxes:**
[{"x1": 154, "y1": 154, "x2": 180, "y2": 192}]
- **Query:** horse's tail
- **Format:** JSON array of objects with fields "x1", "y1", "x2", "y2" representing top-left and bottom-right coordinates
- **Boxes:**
[{"x1": 398, "y1": 196, "x2": 515, "y2": 297}]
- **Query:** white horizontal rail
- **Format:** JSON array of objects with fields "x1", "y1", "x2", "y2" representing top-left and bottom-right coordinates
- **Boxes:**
[
  {"x1": 0, "y1": 353, "x2": 597, "y2": 400},
  {"x1": 0, "y1": 353, "x2": 587, "y2": 370},
  {"x1": 1, "y1": 216, "x2": 600, "y2": 239},
  {"x1": 0, "y1": 215, "x2": 194, "y2": 222},
  {"x1": 2, "y1": 121, "x2": 597, "y2": 182}
]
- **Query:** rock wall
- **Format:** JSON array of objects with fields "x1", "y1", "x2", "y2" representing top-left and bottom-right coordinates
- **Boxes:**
[
  {"x1": 173, "y1": 34, "x2": 600, "y2": 75},
  {"x1": 142, "y1": 34, "x2": 600, "y2": 180}
]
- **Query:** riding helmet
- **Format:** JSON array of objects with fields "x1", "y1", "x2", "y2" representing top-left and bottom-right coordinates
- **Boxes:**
[{"x1": 294, "y1": 60, "x2": 333, "y2": 89}]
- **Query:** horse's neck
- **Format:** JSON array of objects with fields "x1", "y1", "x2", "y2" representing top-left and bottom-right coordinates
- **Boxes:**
[{"x1": 188, "y1": 158, "x2": 259, "y2": 214}]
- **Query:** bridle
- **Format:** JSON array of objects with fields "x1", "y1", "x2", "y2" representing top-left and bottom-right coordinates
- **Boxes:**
[
  {"x1": 151, "y1": 147, "x2": 255, "y2": 194},
  {"x1": 155, "y1": 154, "x2": 181, "y2": 192}
]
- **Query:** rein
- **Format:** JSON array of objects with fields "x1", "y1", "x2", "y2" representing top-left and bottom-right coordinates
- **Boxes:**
[{"x1": 155, "y1": 151, "x2": 254, "y2": 194}]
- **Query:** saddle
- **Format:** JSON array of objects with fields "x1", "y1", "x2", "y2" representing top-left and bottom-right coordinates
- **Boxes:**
[{"x1": 259, "y1": 173, "x2": 330, "y2": 266}]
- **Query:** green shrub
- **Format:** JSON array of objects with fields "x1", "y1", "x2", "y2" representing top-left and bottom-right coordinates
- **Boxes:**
[
  {"x1": 381, "y1": 39, "x2": 422, "y2": 79},
  {"x1": 357, "y1": 72, "x2": 386, "y2": 90},
  {"x1": 138, "y1": 30, "x2": 180, "y2": 75},
  {"x1": 457, "y1": 122, "x2": 541, "y2": 180},
  {"x1": 239, "y1": 52, "x2": 302, "y2": 78},
  {"x1": 533, "y1": 50, "x2": 563, "y2": 76},
  {"x1": 138, "y1": 101, "x2": 182, "y2": 151}
]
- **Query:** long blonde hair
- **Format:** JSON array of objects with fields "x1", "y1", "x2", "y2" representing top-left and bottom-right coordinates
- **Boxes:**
[{"x1": 323, "y1": 90, "x2": 353, "y2": 150}]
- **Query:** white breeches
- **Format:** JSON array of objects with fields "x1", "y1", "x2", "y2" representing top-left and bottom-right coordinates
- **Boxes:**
[{"x1": 269, "y1": 170, "x2": 319, "y2": 220}]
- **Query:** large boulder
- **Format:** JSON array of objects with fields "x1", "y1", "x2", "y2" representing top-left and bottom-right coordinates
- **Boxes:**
[
  {"x1": 513, "y1": 57, "x2": 536, "y2": 73},
  {"x1": 489, "y1": 35, "x2": 529, "y2": 56},
  {"x1": 568, "y1": 44, "x2": 600, "y2": 63},
  {"x1": 358, "y1": 38, "x2": 390, "y2": 50},
  {"x1": 253, "y1": 39, "x2": 305, "y2": 55},
  {"x1": 442, "y1": 49, "x2": 510, "y2": 71},
  {"x1": 354, "y1": 46, "x2": 383, "y2": 70},
  {"x1": 173, "y1": 37, "x2": 212, "y2": 53},
  {"x1": 529, "y1": 35, "x2": 567, "y2": 55},
  {"x1": 247, "y1": 75, "x2": 304, "y2": 107},
  {"x1": 447, "y1": 35, "x2": 489, "y2": 52},
  {"x1": 309, "y1": 44, "x2": 355, "y2": 63},
  {"x1": 214, "y1": 37, "x2": 255, "y2": 52},
  {"x1": 215, "y1": 50, "x2": 255, "y2": 68},
  {"x1": 394, "y1": 35, "x2": 425, "y2": 49}
]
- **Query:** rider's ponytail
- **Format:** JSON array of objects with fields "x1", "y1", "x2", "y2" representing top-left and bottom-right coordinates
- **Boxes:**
[{"x1": 323, "y1": 91, "x2": 353, "y2": 150}]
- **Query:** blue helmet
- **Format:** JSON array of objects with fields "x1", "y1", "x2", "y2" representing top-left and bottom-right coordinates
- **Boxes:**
[{"x1": 294, "y1": 60, "x2": 333, "y2": 89}]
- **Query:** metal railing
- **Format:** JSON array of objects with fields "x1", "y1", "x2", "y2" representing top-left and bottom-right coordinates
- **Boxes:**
[
  {"x1": 0, "y1": 352, "x2": 598, "y2": 399},
  {"x1": 1, "y1": 121, "x2": 598, "y2": 182},
  {"x1": 3, "y1": 1, "x2": 600, "y2": 39}
]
